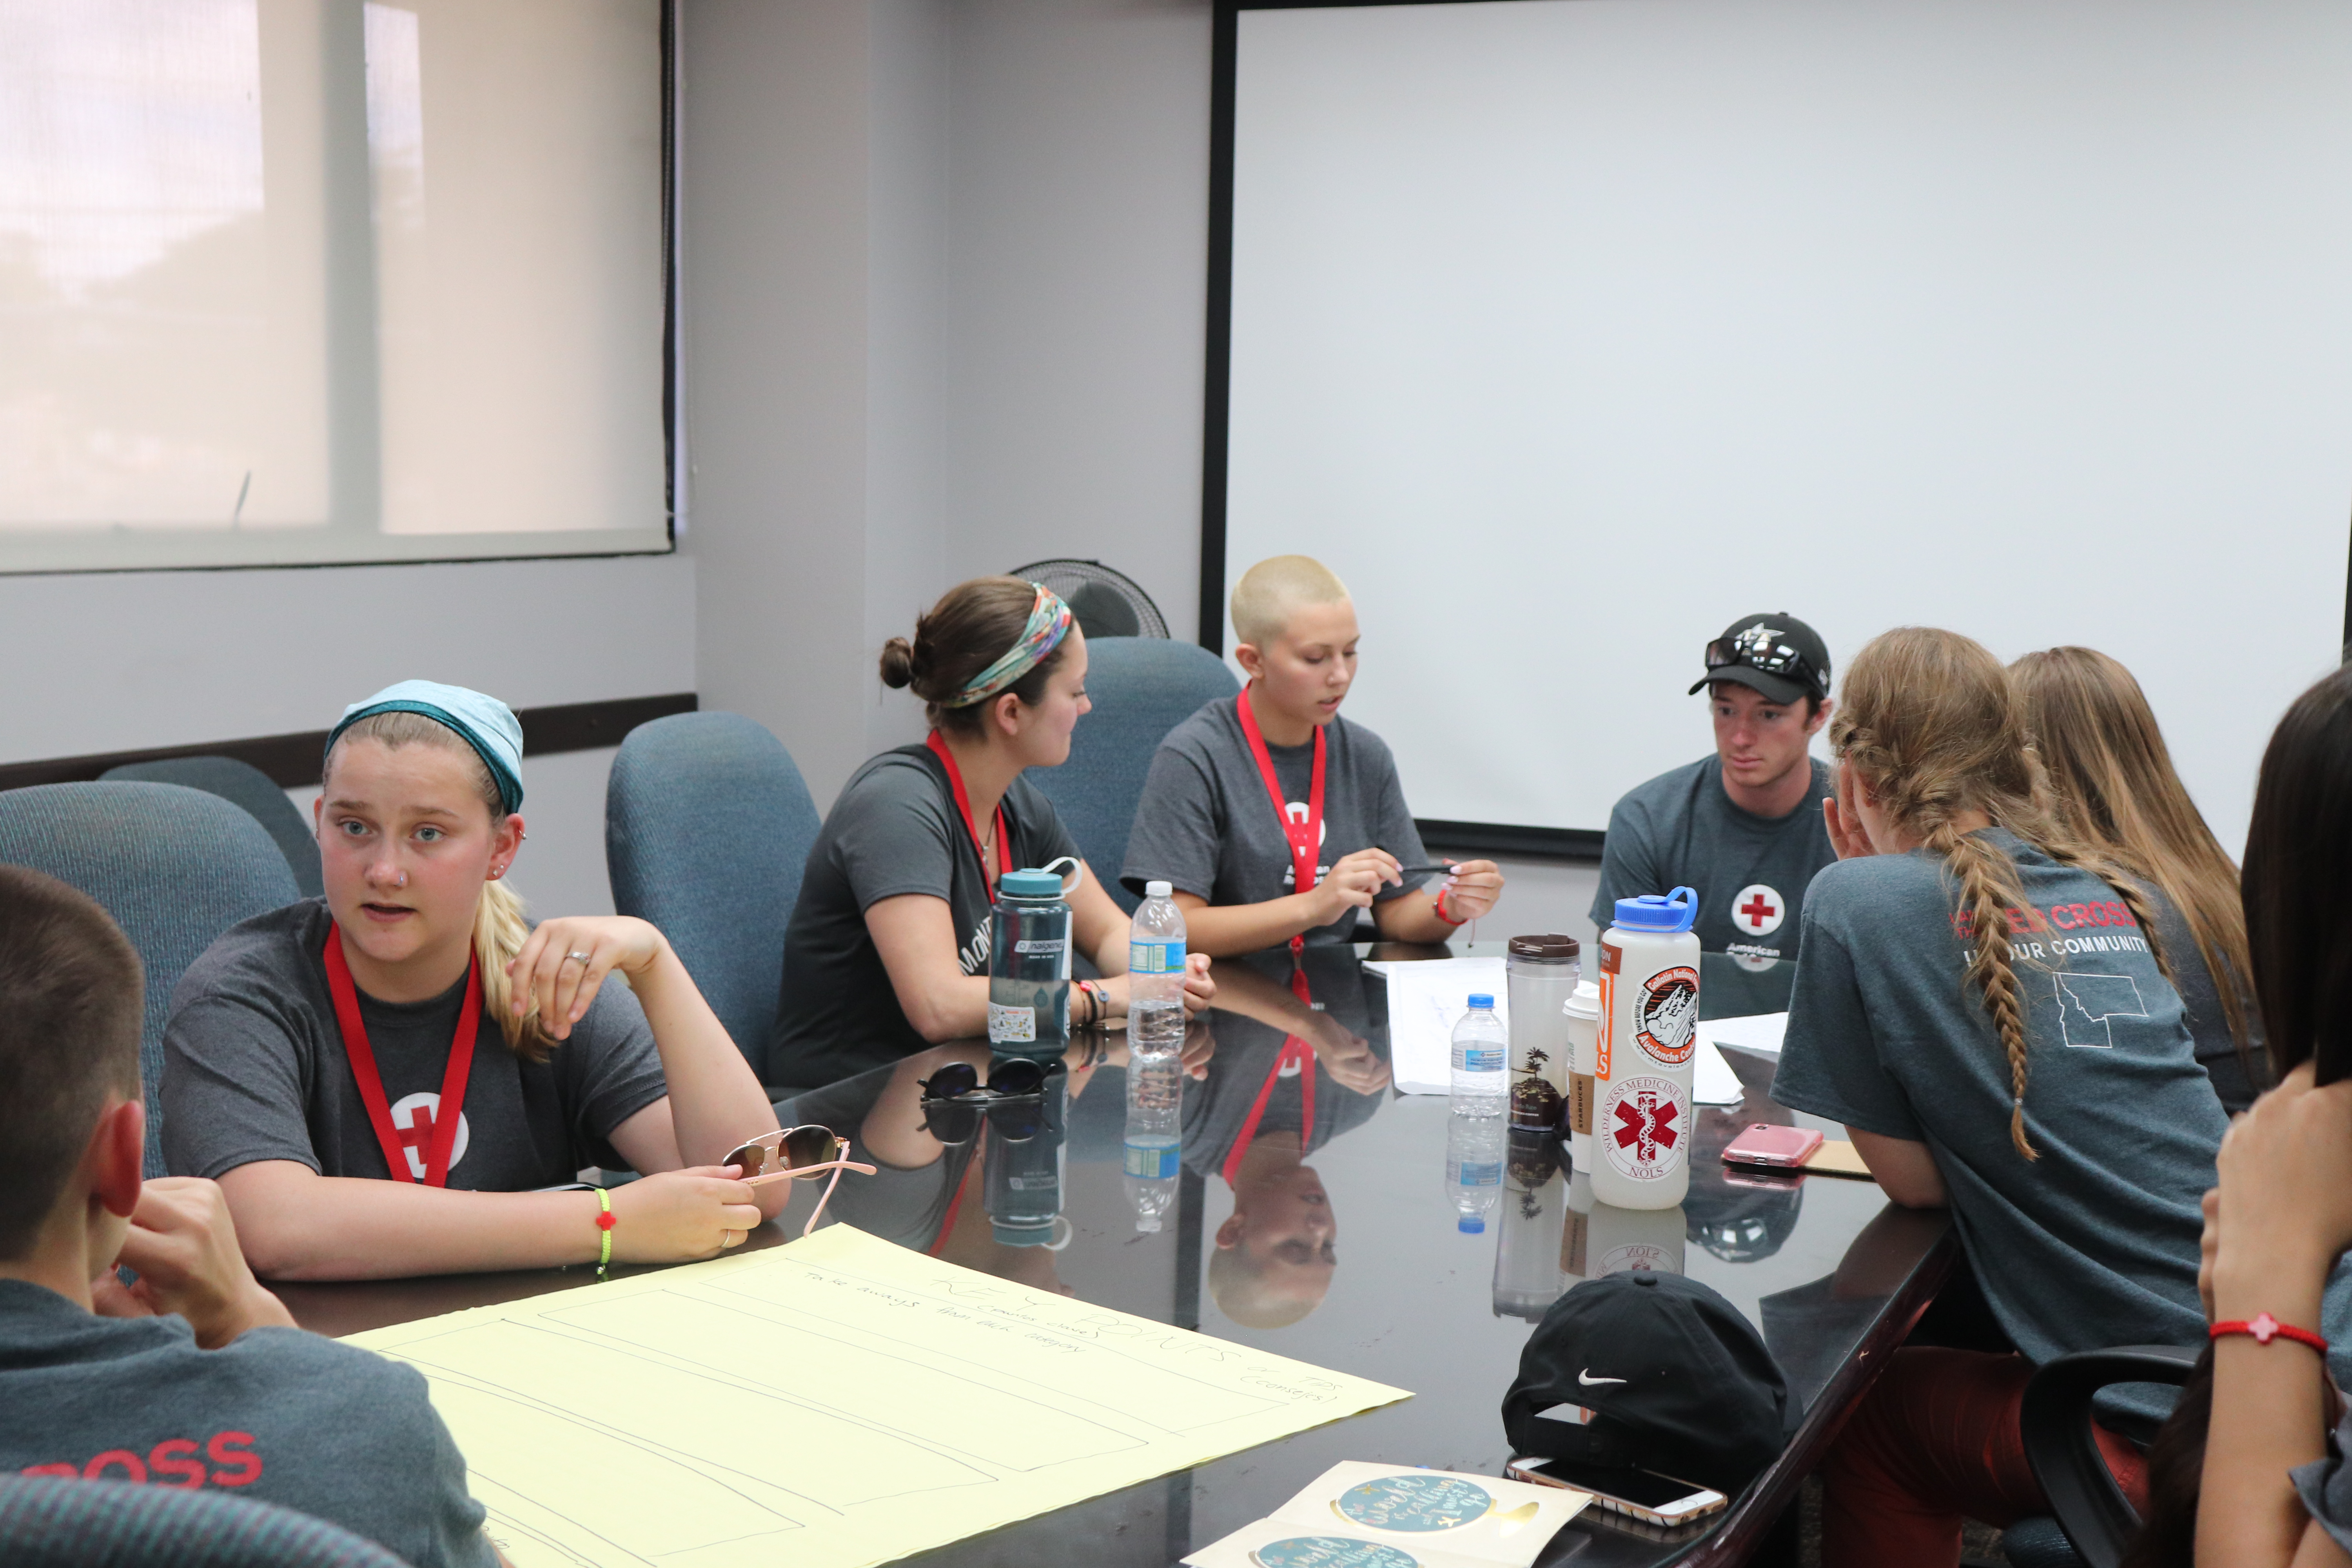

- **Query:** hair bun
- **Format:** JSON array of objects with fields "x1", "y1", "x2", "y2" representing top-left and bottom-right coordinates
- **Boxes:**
[{"x1": 878, "y1": 636, "x2": 919, "y2": 690}]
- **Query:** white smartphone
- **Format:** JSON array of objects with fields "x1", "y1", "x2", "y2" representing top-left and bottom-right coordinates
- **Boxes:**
[{"x1": 1504, "y1": 1455, "x2": 1728, "y2": 1527}]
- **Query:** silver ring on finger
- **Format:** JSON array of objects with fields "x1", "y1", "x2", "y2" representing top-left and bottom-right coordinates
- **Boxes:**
[{"x1": 565, "y1": 950, "x2": 591, "y2": 964}]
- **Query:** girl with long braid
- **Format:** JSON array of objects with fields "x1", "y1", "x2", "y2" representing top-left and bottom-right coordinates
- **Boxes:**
[{"x1": 1771, "y1": 628, "x2": 2230, "y2": 1566}]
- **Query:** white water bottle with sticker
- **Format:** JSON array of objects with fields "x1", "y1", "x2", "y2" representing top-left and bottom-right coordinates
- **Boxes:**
[
  {"x1": 1591, "y1": 886, "x2": 1700, "y2": 1210},
  {"x1": 1127, "y1": 880, "x2": 1187, "y2": 1059}
]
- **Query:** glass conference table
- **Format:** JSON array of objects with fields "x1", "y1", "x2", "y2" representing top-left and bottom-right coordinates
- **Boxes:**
[{"x1": 277, "y1": 943, "x2": 1952, "y2": 1568}]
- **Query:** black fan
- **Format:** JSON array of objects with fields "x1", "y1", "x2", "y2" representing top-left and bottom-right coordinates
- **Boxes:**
[{"x1": 1007, "y1": 558, "x2": 1169, "y2": 640}]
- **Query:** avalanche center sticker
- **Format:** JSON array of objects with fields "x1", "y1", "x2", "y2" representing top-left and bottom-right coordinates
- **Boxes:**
[{"x1": 1634, "y1": 966, "x2": 1699, "y2": 1065}]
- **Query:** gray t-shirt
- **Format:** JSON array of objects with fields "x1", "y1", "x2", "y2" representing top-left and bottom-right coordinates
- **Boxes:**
[
  {"x1": 2144, "y1": 895, "x2": 2267, "y2": 1115},
  {"x1": 771, "y1": 743, "x2": 1084, "y2": 1089},
  {"x1": 1123, "y1": 699, "x2": 1431, "y2": 941},
  {"x1": 1591, "y1": 755, "x2": 1837, "y2": 960},
  {"x1": 163, "y1": 899, "x2": 668, "y2": 1187},
  {"x1": 1181, "y1": 947, "x2": 1389, "y2": 1178},
  {"x1": 0, "y1": 1280, "x2": 493, "y2": 1568},
  {"x1": 1769, "y1": 830, "x2": 2222, "y2": 1368}
]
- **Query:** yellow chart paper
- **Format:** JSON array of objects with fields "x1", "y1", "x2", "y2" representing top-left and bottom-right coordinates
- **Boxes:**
[{"x1": 345, "y1": 1225, "x2": 1411, "y2": 1568}]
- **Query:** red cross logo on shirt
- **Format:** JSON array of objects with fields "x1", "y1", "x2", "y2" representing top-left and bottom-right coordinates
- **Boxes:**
[
  {"x1": 387, "y1": 1091, "x2": 469, "y2": 1181},
  {"x1": 1731, "y1": 884, "x2": 1786, "y2": 937}
]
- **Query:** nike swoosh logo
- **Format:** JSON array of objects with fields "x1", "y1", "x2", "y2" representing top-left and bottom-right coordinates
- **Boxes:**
[{"x1": 1578, "y1": 1369, "x2": 1627, "y2": 1387}]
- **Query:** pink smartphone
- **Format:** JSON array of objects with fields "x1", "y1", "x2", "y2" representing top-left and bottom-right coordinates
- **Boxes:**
[{"x1": 1721, "y1": 1123, "x2": 1824, "y2": 1169}]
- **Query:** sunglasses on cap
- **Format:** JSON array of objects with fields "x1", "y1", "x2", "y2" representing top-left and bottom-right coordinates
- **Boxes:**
[
  {"x1": 1703, "y1": 625, "x2": 1826, "y2": 697},
  {"x1": 722, "y1": 1125, "x2": 877, "y2": 1238}
]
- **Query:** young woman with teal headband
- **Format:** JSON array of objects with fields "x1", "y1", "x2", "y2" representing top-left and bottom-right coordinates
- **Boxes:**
[
  {"x1": 773, "y1": 577, "x2": 1215, "y2": 1087},
  {"x1": 161, "y1": 680, "x2": 792, "y2": 1279}
]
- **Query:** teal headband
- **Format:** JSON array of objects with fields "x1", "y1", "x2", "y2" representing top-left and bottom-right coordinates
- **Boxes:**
[{"x1": 325, "y1": 680, "x2": 526, "y2": 814}]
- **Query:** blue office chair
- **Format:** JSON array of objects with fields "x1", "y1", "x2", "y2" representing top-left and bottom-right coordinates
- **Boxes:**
[
  {"x1": 0, "y1": 1474, "x2": 412, "y2": 1567},
  {"x1": 1027, "y1": 637, "x2": 1239, "y2": 914},
  {"x1": 101, "y1": 755, "x2": 324, "y2": 898},
  {"x1": 0, "y1": 782, "x2": 300, "y2": 1177},
  {"x1": 606, "y1": 712, "x2": 822, "y2": 1083}
]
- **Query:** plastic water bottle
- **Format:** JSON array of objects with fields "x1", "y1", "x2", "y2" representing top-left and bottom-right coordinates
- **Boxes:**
[
  {"x1": 1445, "y1": 1109, "x2": 1504, "y2": 1235},
  {"x1": 1123, "y1": 1050, "x2": 1182, "y2": 1234},
  {"x1": 1450, "y1": 993, "x2": 1507, "y2": 1113},
  {"x1": 1127, "y1": 880, "x2": 1187, "y2": 1058}
]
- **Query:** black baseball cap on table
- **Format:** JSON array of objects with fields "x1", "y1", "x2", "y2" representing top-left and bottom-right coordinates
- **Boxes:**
[
  {"x1": 1501, "y1": 1272, "x2": 1789, "y2": 1496},
  {"x1": 1688, "y1": 613, "x2": 1831, "y2": 706}
]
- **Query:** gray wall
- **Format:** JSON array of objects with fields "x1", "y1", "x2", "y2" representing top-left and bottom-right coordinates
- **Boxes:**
[{"x1": 680, "y1": 0, "x2": 1214, "y2": 808}]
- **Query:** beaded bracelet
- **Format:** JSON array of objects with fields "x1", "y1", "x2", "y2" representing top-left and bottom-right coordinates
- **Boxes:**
[
  {"x1": 594, "y1": 1187, "x2": 617, "y2": 1282},
  {"x1": 2210, "y1": 1312, "x2": 2327, "y2": 1355}
]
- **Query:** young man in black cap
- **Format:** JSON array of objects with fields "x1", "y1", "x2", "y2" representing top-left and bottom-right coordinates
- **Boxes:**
[{"x1": 1589, "y1": 614, "x2": 1836, "y2": 960}]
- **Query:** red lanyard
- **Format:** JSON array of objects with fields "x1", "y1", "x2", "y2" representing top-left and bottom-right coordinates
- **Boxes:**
[
  {"x1": 323, "y1": 924, "x2": 482, "y2": 1188},
  {"x1": 1235, "y1": 691, "x2": 1326, "y2": 958},
  {"x1": 1222, "y1": 986, "x2": 1318, "y2": 1187},
  {"x1": 927, "y1": 731, "x2": 1008, "y2": 891}
]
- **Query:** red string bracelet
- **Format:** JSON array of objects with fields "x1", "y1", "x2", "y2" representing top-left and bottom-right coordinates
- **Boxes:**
[
  {"x1": 2210, "y1": 1312, "x2": 2328, "y2": 1355},
  {"x1": 1434, "y1": 887, "x2": 1468, "y2": 926},
  {"x1": 594, "y1": 1187, "x2": 617, "y2": 1283}
]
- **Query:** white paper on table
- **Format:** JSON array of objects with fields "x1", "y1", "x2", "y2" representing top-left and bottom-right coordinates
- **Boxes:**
[
  {"x1": 1184, "y1": 1461, "x2": 1588, "y2": 1568},
  {"x1": 1699, "y1": 1011, "x2": 1789, "y2": 1058},
  {"x1": 1691, "y1": 1034, "x2": 1745, "y2": 1106},
  {"x1": 1362, "y1": 956, "x2": 1509, "y2": 1095}
]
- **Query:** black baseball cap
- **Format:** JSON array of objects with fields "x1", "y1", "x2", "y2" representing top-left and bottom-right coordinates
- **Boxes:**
[
  {"x1": 1501, "y1": 1272, "x2": 1789, "y2": 1495},
  {"x1": 1688, "y1": 613, "x2": 1831, "y2": 706}
]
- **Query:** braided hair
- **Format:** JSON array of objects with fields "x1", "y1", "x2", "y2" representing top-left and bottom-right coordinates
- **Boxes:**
[{"x1": 1832, "y1": 628, "x2": 2171, "y2": 1159}]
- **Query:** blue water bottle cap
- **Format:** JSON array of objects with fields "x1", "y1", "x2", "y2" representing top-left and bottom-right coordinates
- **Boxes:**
[
  {"x1": 1613, "y1": 886, "x2": 1699, "y2": 934},
  {"x1": 998, "y1": 868, "x2": 1063, "y2": 898},
  {"x1": 1458, "y1": 1216, "x2": 1485, "y2": 1234},
  {"x1": 1467, "y1": 993, "x2": 1494, "y2": 1009}
]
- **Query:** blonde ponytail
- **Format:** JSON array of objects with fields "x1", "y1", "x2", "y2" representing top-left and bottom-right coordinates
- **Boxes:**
[
  {"x1": 1834, "y1": 627, "x2": 2177, "y2": 1163},
  {"x1": 327, "y1": 710, "x2": 557, "y2": 1061},
  {"x1": 474, "y1": 877, "x2": 555, "y2": 1062}
]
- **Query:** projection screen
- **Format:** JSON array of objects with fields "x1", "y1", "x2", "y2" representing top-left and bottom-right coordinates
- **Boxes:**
[{"x1": 1218, "y1": 0, "x2": 2352, "y2": 850}]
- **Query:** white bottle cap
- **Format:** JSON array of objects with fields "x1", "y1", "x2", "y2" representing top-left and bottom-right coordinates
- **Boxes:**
[{"x1": 1145, "y1": 880, "x2": 1172, "y2": 898}]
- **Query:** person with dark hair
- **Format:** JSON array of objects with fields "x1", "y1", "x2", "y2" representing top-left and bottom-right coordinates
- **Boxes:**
[
  {"x1": 2012, "y1": 645, "x2": 2268, "y2": 1112},
  {"x1": 2168, "y1": 663, "x2": 2352, "y2": 1567},
  {"x1": 773, "y1": 577, "x2": 1214, "y2": 1087},
  {"x1": 1592, "y1": 614, "x2": 1837, "y2": 960},
  {"x1": 0, "y1": 865, "x2": 501, "y2": 1568}
]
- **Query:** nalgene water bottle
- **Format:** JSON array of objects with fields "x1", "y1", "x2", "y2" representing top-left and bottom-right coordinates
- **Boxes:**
[
  {"x1": 1591, "y1": 886, "x2": 1699, "y2": 1209},
  {"x1": 984, "y1": 1065, "x2": 1068, "y2": 1247},
  {"x1": 988, "y1": 868, "x2": 1071, "y2": 1062}
]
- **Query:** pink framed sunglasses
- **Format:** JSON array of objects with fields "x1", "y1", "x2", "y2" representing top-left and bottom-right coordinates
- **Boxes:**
[{"x1": 723, "y1": 1124, "x2": 877, "y2": 1238}]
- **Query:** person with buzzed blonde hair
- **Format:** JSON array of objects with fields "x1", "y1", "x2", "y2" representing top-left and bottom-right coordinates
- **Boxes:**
[{"x1": 1122, "y1": 554, "x2": 1503, "y2": 958}]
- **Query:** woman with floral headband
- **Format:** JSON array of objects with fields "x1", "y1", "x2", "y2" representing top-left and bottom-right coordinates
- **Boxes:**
[{"x1": 772, "y1": 577, "x2": 1215, "y2": 1087}]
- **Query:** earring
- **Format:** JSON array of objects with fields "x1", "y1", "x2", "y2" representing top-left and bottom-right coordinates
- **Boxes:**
[{"x1": 489, "y1": 867, "x2": 504, "y2": 880}]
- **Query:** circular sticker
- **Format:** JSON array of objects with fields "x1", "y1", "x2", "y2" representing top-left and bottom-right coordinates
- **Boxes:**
[
  {"x1": 1331, "y1": 1474, "x2": 1494, "y2": 1533},
  {"x1": 1252, "y1": 1538, "x2": 1421, "y2": 1568},
  {"x1": 1731, "y1": 884, "x2": 1786, "y2": 937},
  {"x1": 1600, "y1": 1074, "x2": 1688, "y2": 1181},
  {"x1": 1635, "y1": 966, "x2": 1700, "y2": 1065}
]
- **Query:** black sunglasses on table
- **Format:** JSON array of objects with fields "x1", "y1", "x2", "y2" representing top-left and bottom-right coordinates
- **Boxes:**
[{"x1": 916, "y1": 1059, "x2": 1061, "y2": 1146}]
